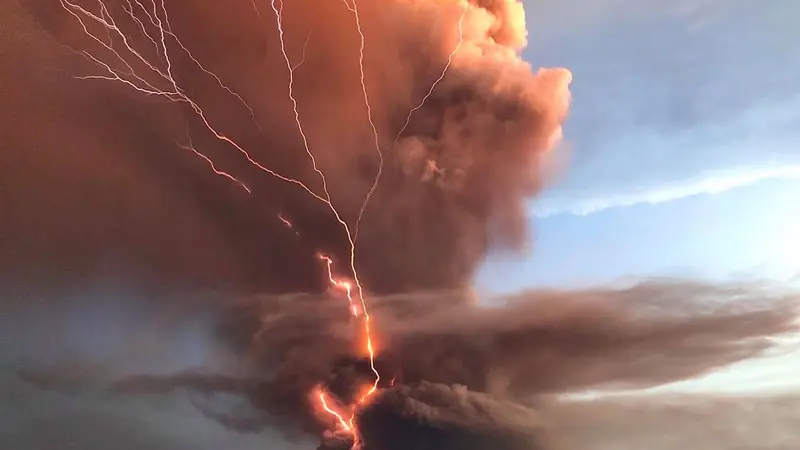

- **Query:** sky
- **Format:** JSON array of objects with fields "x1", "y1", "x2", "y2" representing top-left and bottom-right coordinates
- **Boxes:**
[{"x1": 478, "y1": 0, "x2": 800, "y2": 293}]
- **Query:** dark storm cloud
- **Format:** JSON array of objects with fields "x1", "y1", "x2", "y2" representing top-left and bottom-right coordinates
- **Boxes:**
[
  {"x1": 2, "y1": 0, "x2": 798, "y2": 449},
  {"x1": 352, "y1": 382, "x2": 548, "y2": 450},
  {"x1": 216, "y1": 281, "x2": 798, "y2": 440}
]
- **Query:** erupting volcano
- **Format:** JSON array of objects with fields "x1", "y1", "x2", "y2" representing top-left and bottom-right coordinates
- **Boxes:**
[{"x1": 2, "y1": 0, "x2": 797, "y2": 449}]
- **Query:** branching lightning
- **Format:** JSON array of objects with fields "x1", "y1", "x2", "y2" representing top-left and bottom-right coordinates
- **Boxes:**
[
  {"x1": 340, "y1": 0, "x2": 383, "y2": 244},
  {"x1": 60, "y1": 0, "x2": 327, "y2": 202},
  {"x1": 268, "y1": 0, "x2": 379, "y2": 440},
  {"x1": 319, "y1": 254, "x2": 359, "y2": 317},
  {"x1": 177, "y1": 130, "x2": 252, "y2": 194},
  {"x1": 292, "y1": 32, "x2": 313, "y2": 71},
  {"x1": 277, "y1": 213, "x2": 293, "y2": 228},
  {"x1": 60, "y1": 0, "x2": 466, "y2": 447},
  {"x1": 393, "y1": 1, "x2": 467, "y2": 148}
]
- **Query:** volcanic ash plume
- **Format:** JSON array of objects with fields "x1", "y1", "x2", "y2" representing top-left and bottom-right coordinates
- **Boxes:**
[
  {"x1": 203, "y1": 282, "x2": 795, "y2": 447},
  {"x1": 1, "y1": 0, "x2": 797, "y2": 450},
  {"x1": 2, "y1": 0, "x2": 570, "y2": 295}
]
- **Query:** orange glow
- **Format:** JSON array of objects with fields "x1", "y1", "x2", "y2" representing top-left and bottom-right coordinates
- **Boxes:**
[
  {"x1": 392, "y1": 0, "x2": 467, "y2": 150},
  {"x1": 61, "y1": 1, "x2": 466, "y2": 447},
  {"x1": 315, "y1": 386, "x2": 352, "y2": 432},
  {"x1": 319, "y1": 254, "x2": 359, "y2": 317},
  {"x1": 341, "y1": 0, "x2": 384, "y2": 244},
  {"x1": 272, "y1": 0, "x2": 385, "y2": 442},
  {"x1": 177, "y1": 139, "x2": 251, "y2": 194}
]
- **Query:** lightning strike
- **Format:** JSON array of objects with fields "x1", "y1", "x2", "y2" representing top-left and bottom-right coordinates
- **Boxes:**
[
  {"x1": 277, "y1": 213, "x2": 300, "y2": 236},
  {"x1": 393, "y1": 1, "x2": 467, "y2": 148},
  {"x1": 292, "y1": 32, "x2": 312, "y2": 71},
  {"x1": 64, "y1": 0, "x2": 386, "y2": 445},
  {"x1": 277, "y1": 213, "x2": 292, "y2": 228},
  {"x1": 340, "y1": 0, "x2": 384, "y2": 246},
  {"x1": 268, "y1": 2, "x2": 381, "y2": 435},
  {"x1": 319, "y1": 255, "x2": 359, "y2": 317},
  {"x1": 177, "y1": 132, "x2": 251, "y2": 194},
  {"x1": 316, "y1": 387, "x2": 352, "y2": 432},
  {"x1": 151, "y1": 0, "x2": 263, "y2": 131},
  {"x1": 61, "y1": 0, "x2": 333, "y2": 205}
]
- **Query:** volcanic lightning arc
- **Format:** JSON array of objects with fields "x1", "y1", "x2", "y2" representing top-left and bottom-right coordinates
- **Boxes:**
[
  {"x1": 392, "y1": 0, "x2": 468, "y2": 149},
  {"x1": 59, "y1": 0, "x2": 468, "y2": 445},
  {"x1": 59, "y1": 0, "x2": 333, "y2": 205},
  {"x1": 19, "y1": 2, "x2": 800, "y2": 450},
  {"x1": 267, "y1": 0, "x2": 381, "y2": 436},
  {"x1": 342, "y1": 0, "x2": 384, "y2": 244},
  {"x1": 176, "y1": 130, "x2": 252, "y2": 194},
  {"x1": 316, "y1": 387, "x2": 352, "y2": 432}
]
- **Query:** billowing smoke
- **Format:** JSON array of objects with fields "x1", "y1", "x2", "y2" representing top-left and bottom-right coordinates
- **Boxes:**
[
  {"x1": 1, "y1": 0, "x2": 797, "y2": 449},
  {"x1": 1, "y1": 0, "x2": 568, "y2": 296}
]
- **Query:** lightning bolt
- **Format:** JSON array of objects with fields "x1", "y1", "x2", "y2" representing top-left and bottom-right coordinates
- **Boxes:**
[
  {"x1": 319, "y1": 254, "x2": 359, "y2": 317},
  {"x1": 268, "y1": 1, "x2": 380, "y2": 440},
  {"x1": 60, "y1": 0, "x2": 464, "y2": 446},
  {"x1": 61, "y1": 0, "x2": 381, "y2": 409},
  {"x1": 393, "y1": 1, "x2": 467, "y2": 147},
  {"x1": 309, "y1": 2, "x2": 470, "y2": 434},
  {"x1": 60, "y1": 0, "x2": 327, "y2": 201},
  {"x1": 339, "y1": 0, "x2": 383, "y2": 244},
  {"x1": 177, "y1": 131, "x2": 251, "y2": 194},
  {"x1": 277, "y1": 213, "x2": 292, "y2": 228},
  {"x1": 316, "y1": 386, "x2": 352, "y2": 432},
  {"x1": 337, "y1": 0, "x2": 384, "y2": 400},
  {"x1": 292, "y1": 31, "x2": 313, "y2": 71}
]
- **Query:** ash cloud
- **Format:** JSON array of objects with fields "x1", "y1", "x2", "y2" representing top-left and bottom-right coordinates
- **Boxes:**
[
  {"x1": 1, "y1": 0, "x2": 798, "y2": 449},
  {"x1": 209, "y1": 282, "x2": 796, "y2": 443},
  {"x1": 353, "y1": 382, "x2": 548, "y2": 450},
  {"x1": 16, "y1": 282, "x2": 796, "y2": 448},
  {"x1": 1, "y1": 0, "x2": 568, "y2": 296}
]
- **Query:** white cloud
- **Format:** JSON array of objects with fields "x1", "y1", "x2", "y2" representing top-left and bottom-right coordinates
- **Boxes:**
[{"x1": 533, "y1": 165, "x2": 800, "y2": 217}]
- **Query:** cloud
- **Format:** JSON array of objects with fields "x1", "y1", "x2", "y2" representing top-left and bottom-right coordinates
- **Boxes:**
[
  {"x1": 534, "y1": 165, "x2": 800, "y2": 217},
  {"x1": 549, "y1": 390, "x2": 800, "y2": 449},
  {"x1": 12, "y1": 279, "x2": 798, "y2": 448},
  {"x1": 527, "y1": 0, "x2": 800, "y2": 212}
]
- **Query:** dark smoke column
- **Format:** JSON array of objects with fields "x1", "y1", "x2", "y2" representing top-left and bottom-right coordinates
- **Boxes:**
[{"x1": 328, "y1": 383, "x2": 546, "y2": 450}]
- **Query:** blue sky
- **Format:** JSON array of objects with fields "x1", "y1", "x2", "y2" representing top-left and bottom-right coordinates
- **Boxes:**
[{"x1": 479, "y1": 0, "x2": 800, "y2": 293}]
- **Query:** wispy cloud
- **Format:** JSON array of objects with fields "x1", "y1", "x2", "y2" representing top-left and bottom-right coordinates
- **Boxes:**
[{"x1": 534, "y1": 165, "x2": 800, "y2": 217}]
